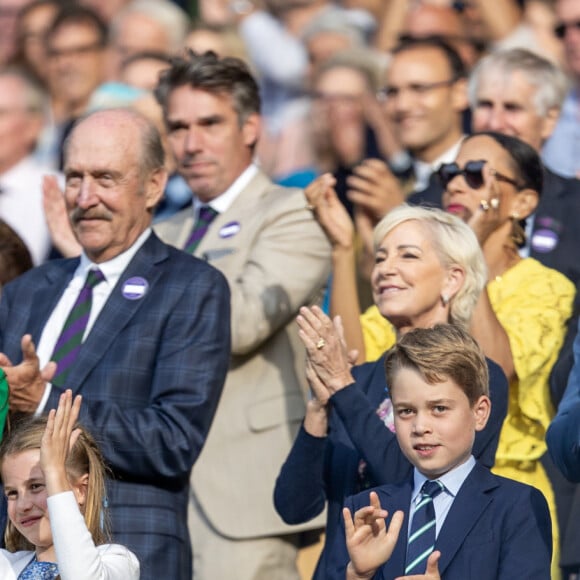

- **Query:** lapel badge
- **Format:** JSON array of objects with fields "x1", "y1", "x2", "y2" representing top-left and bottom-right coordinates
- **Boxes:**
[
  {"x1": 122, "y1": 276, "x2": 149, "y2": 300},
  {"x1": 219, "y1": 221, "x2": 241, "y2": 238}
]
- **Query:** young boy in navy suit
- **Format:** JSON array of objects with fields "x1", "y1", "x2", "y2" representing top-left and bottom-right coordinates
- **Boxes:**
[{"x1": 327, "y1": 324, "x2": 552, "y2": 580}]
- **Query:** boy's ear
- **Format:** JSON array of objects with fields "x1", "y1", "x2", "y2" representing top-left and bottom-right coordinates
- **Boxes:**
[{"x1": 473, "y1": 395, "x2": 491, "y2": 431}]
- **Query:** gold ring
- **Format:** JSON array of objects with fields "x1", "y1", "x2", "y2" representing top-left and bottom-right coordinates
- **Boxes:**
[
  {"x1": 316, "y1": 338, "x2": 326, "y2": 349},
  {"x1": 490, "y1": 198, "x2": 499, "y2": 210},
  {"x1": 306, "y1": 203, "x2": 316, "y2": 211},
  {"x1": 479, "y1": 199, "x2": 490, "y2": 212}
]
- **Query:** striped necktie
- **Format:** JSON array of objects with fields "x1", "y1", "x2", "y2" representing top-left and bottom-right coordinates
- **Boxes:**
[
  {"x1": 184, "y1": 205, "x2": 218, "y2": 254},
  {"x1": 50, "y1": 268, "x2": 105, "y2": 387},
  {"x1": 405, "y1": 479, "x2": 444, "y2": 575}
]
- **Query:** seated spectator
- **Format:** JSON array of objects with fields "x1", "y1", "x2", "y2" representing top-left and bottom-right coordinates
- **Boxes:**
[
  {"x1": 309, "y1": 49, "x2": 392, "y2": 216},
  {"x1": 119, "y1": 51, "x2": 171, "y2": 92},
  {"x1": 0, "y1": 67, "x2": 53, "y2": 264},
  {"x1": 184, "y1": 21, "x2": 249, "y2": 62},
  {"x1": 9, "y1": 0, "x2": 61, "y2": 87},
  {"x1": 42, "y1": 4, "x2": 108, "y2": 169},
  {"x1": 274, "y1": 204, "x2": 508, "y2": 579},
  {"x1": 106, "y1": 0, "x2": 189, "y2": 81},
  {"x1": 0, "y1": 390, "x2": 139, "y2": 578}
]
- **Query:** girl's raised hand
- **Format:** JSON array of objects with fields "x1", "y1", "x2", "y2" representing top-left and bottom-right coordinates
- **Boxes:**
[{"x1": 40, "y1": 389, "x2": 82, "y2": 496}]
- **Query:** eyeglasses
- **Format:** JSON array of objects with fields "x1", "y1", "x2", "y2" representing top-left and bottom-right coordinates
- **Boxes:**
[
  {"x1": 47, "y1": 41, "x2": 105, "y2": 59},
  {"x1": 377, "y1": 79, "x2": 456, "y2": 101},
  {"x1": 437, "y1": 159, "x2": 521, "y2": 190},
  {"x1": 554, "y1": 20, "x2": 580, "y2": 39}
]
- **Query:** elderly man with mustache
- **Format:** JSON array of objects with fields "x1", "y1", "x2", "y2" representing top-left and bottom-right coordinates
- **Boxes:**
[{"x1": 0, "y1": 107, "x2": 231, "y2": 580}]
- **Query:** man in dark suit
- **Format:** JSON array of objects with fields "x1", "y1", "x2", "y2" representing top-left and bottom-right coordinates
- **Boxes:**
[{"x1": 0, "y1": 108, "x2": 231, "y2": 580}]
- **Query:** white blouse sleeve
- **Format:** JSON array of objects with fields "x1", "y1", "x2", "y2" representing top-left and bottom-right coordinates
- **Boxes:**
[{"x1": 48, "y1": 491, "x2": 139, "y2": 580}]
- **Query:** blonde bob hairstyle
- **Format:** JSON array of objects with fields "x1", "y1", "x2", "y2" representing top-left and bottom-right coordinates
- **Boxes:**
[
  {"x1": 0, "y1": 415, "x2": 110, "y2": 552},
  {"x1": 373, "y1": 204, "x2": 487, "y2": 328}
]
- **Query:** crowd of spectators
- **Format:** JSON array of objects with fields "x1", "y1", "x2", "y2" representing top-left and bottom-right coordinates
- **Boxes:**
[{"x1": 1, "y1": 0, "x2": 580, "y2": 578}]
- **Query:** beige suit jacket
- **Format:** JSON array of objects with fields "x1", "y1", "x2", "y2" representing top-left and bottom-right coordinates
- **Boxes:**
[{"x1": 154, "y1": 169, "x2": 331, "y2": 539}]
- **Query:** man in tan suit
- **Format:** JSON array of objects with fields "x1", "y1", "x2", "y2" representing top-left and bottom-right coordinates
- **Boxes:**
[{"x1": 153, "y1": 51, "x2": 331, "y2": 580}]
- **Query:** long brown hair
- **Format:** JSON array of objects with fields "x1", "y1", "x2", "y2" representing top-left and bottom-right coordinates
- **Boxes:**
[{"x1": 0, "y1": 415, "x2": 110, "y2": 551}]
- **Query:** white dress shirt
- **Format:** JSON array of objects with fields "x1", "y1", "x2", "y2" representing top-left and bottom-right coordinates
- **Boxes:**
[
  {"x1": 409, "y1": 455, "x2": 476, "y2": 538},
  {"x1": 35, "y1": 228, "x2": 152, "y2": 412}
]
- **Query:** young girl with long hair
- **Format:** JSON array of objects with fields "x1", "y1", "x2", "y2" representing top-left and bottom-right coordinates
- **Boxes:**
[{"x1": 0, "y1": 390, "x2": 139, "y2": 579}]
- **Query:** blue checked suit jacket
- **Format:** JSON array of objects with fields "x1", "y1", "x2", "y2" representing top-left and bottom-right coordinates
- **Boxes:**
[
  {"x1": 0, "y1": 232, "x2": 231, "y2": 580},
  {"x1": 327, "y1": 462, "x2": 552, "y2": 580}
]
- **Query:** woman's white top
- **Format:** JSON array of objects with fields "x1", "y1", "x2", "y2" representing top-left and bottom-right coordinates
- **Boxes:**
[{"x1": 0, "y1": 491, "x2": 139, "y2": 579}]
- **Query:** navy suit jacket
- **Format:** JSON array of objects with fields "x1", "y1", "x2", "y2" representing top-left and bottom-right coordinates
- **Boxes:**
[
  {"x1": 274, "y1": 356, "x2": 507, "y2": 579},
  {"x1": 328, "y1": 462, "x2": 552, "y2": 580},
  {"x1": 0, "y1": 232, "x2": 231, "y2": 580}
]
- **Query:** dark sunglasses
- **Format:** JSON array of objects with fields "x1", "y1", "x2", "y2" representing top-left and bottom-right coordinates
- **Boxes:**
[
  {"x1": 554, "y1": 20, "x2": 580, "y2": 39},
  {"x1": 437, "y1": 160, "x2": 521, "y2": 190}
]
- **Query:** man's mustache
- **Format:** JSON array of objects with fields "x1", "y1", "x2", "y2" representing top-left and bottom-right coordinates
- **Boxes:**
[{"x1": 70, "y1": 208, "x2": 113, "y2": 223}]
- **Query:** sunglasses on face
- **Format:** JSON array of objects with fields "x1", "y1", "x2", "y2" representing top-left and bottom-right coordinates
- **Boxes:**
[
  {"x1": 437, "y1": 159, "x2": 521, "y2": 190},
  {"x1": 554, "y1": 20, "x2": 580, "y2": 39}
]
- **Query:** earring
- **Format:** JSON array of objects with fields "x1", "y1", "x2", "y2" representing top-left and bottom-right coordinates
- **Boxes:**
[
  {"x1": 509, "y1": 213, "x2": 526, "y2": 248},
  {"x1": 442, "y1": 293, "x2": 450, "y2": 306}
]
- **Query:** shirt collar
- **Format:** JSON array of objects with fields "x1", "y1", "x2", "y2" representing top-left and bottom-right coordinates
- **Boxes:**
[
  {"x1": 77, "y1": 227, "x2": 152, "y2": 287},
  {"x1": 193, "y1": 163, "x2": 258, "y2": 217},
  {"x1": 412, "y1": 455, "x2": 476, "y2": 504}
]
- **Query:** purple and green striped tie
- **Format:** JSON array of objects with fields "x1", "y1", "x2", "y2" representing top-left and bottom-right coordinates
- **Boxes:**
[
  {"x1": 184, "y1": 205, "x2": 218, "y2": 254},
  {"x1": 50, "y1": 268, "x2": 105, "y2": 387}
]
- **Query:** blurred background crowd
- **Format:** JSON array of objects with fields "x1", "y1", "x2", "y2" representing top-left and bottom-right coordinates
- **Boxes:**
[{"x1": 1, "y1": 0, "x2": 580, "y2": 578}]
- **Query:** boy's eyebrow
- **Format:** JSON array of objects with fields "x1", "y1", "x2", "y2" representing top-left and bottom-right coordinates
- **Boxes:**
[
  {"x1": 393, "y1": 398, "x2": 456, "y2": 407},
  {"x1": 427, "y1": 398, "x2": 455, "y2": 405}
]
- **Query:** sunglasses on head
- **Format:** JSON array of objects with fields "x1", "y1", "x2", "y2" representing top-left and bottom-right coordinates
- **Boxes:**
[
  {"x1": 554, "y1": 20, "x2": 580, "y2": 39},
  {"x1": 437, "y1": 160, "x2": 521, "y2": 190}
]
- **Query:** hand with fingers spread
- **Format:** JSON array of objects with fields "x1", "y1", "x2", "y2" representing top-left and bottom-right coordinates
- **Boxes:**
[
  {"x1": 345, "y1": 491, "x2": 404, "y2": 579},
  {"x1": 305, "y1": 173, "x2": 355, "y2": 251},
  {"x1": 40, "y1": 389, "x2": 83, "y2": 497},
  {"x1": 42, "y1": 175, "x2": 82, "y2": 258},
  {"x1": 1, "y1": 334, "x2": 56, "y2": 413},
  {"x1": 347, "y1": 159, "x2": 405, "y2": 225},
  {"x1": 297, "y1": 305, "x2": 355, "y2": 394},
  {"x1": 396, "y1": 551, "x2": 442, "y2": 580}
]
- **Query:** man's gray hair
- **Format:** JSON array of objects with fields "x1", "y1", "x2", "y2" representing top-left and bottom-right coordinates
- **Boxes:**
[
  {"x1": 110, "y1": 0, "x2": 190, "y2": 54},
  {"x1": 468, "y1": 48, "x2": 569, "y2": 117}
]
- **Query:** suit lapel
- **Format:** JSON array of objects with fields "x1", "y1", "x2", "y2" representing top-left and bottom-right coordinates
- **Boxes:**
[
  {"x1": 63, "y1": 234, "x2": 169, "y2": 394},
  {"x1": 30, "y1": 261, "x2": 78, "y2": 344},
  {"x1": 377, "y1": 482, "x2": 413, "y2": 578},
  {"x1": 435, "y1": 463, "x2": 498, "y2": 575},
  {"x1": 194, "y1": 169, "x2": 272, "y2": 258}
]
